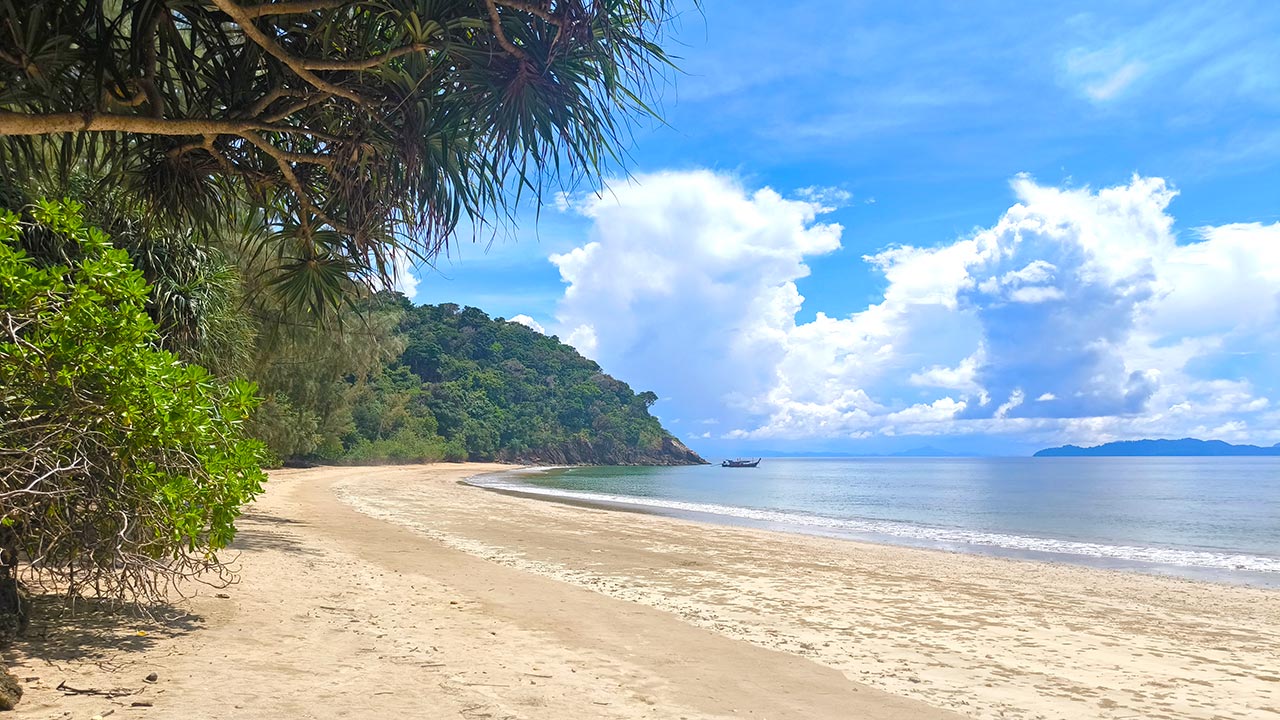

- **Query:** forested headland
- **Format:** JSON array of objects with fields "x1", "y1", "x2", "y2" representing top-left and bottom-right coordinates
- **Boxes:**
[
  {"x1": 249, "y1": 290, "x2": 705, "y2": 467},
  {"x1": 336, "y1": 299, "x2": 704, "y2": 466}
]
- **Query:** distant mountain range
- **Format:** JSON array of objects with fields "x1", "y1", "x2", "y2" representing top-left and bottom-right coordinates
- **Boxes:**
[{"x1": 1034, "y1": 438, "x2": 1280, "y2": 457}]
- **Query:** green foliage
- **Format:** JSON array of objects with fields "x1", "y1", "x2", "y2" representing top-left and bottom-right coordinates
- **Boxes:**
[
  {"x1": 330, "y1": 298, "x2": 693, "y2": 464},
  {"x1": 0, "y1": 200, "x2": 268, "y2": 604},
  {"x1": 245, "y1": 303, "x2": 406, "y2": 463},
  {"x1": 0, "y1": 0, "x2": 684, "y2": 316},
  {"x1": 2, "y1": 177, "x2": 257, "y2": 379}
]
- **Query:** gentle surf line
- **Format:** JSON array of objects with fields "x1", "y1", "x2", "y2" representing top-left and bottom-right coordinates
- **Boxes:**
[{"x1": 468, "y1": 471, "x2": 1280, "y2": 576}]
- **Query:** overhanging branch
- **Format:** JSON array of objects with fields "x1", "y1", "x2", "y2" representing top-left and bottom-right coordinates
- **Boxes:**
[
  {"x1": 0, "y1": 110, "x2": 326, "y2": 138},
  {"x1": 209, "y1": 0, "x2": 371, "y2": 106}
]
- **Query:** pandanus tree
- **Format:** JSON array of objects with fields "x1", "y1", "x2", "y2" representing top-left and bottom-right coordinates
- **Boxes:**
[{"x1": 0, "y1": 0, "x2": 679, "y2": 312}]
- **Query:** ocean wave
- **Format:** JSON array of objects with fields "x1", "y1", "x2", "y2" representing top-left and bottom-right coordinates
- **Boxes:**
[{"x1": 469, "y1": 474, "x2": 1280, "y2": 575}]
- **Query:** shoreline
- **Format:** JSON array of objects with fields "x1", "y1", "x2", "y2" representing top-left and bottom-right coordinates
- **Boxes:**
[
  {"x1": 342, "y1": 464, "x2": 1280, "y2": 720},
  {"x1": 9, "y1": 463, "x2": 1280, "y2": 720},
  {"x1": 467, "y1": 467, "x2": 1280, "y2": 589}
]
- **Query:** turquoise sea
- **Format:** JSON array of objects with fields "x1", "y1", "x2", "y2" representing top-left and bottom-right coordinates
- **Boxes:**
[{"x1": 471, "y1": 457, "x2": 1280, "y2": 587}]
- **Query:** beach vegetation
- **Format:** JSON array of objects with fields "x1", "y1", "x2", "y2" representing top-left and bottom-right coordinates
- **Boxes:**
[{"x1": 0, "y1": 201, "x2": 267, "y2": 619}]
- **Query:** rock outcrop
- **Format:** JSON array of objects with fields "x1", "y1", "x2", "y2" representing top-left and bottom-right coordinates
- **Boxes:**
[{"x1": 0, "y1": 666, "x2": 21, "y2": 711}]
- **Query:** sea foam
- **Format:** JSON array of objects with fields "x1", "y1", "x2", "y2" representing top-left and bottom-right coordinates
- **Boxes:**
[{"x1": 470, "y1": 473, "x2": 1280, "y2": 575}]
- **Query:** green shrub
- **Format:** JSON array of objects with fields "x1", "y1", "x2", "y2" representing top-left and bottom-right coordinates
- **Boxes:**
[
  {"x1": 0, "y1": 200, "x2": 267, "y2": 607},
  {"x1": 342, "y1": 430, "x2": 450, "y2": 464}
]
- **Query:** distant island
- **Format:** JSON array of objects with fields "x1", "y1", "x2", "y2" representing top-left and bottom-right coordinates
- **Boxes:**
[{"x1": 1034, "y1": 438, "x2": 1280, "y2": 457}]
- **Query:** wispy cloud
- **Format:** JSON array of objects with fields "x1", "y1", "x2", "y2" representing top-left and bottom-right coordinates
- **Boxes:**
[{"x1": 1059, "y1": 3, "x2": 1280, "y2": 107}]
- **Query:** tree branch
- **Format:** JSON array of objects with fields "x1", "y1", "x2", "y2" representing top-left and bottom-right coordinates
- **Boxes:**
[
  {"x1": 239, "y1": 0, "x2": 348, "y2": 18},
  {"x1": 139, "y1": 7, "x2": 166, "y2": 118},
  {"x1": 302, "y1": 43, "x2": 432, "y2": 71},
  {"x1": 483, "y1": 0, "x2": 531, "y2": 62},
  {"x1": 208, "y1": 0, "x2": 371, "y2": 106},
  {"x1": 262, "y1": 93, "x2": 331, "y2": 122},
  {"x1": 240, "y1": 84, "x2": 308, "y2": 119},
  {"x1": 243, "y1": 133, "x2": 350, "y2": 234},
  {"x1": 0, "y1": 110, "x2": 324, "y2": 138}
]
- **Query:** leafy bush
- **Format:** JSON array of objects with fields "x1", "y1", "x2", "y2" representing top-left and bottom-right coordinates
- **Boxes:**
[
  {"x1": 0, "y1": 201, "x2": 267, "y2": 609},
  {"x1": 342, "y1": 430, "x2": 451, "y2": 465}
]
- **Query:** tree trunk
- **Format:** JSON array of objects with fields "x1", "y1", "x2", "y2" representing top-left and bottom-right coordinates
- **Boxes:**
[{"x1": 0, "y1": 528, "x2": 26, "y2": 639}]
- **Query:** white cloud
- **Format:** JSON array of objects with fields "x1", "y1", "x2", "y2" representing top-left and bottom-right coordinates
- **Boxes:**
[
  {"x1": 910, "y1": 350, "x2": 983, "y2": 395},
  {"x1": 564, "y1": 324, "x2": 599, "y2": 358},
  {"x1": 994, "y1": 390, "x2": 1025, "y2": 420},
  {"x1": 509, "y1": 314, "x2": 545, "y2": 334},
  {"x1": 391, "y1": 256, "x2": 420, "y2": 301},
  {"x1": 547, "y1": 170, "x2": 1280, "y2": 447},
  {"x1": 794, "y1": 185, "x2": 853, "y2": 211},
  {"x1": 1089, "y1": 62, "x2": 1146, "y2": 101}
]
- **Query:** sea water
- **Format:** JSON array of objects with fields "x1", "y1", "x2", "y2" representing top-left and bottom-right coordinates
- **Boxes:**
[{"x1": 469, "y1": 457, "x2": 1280, "y2": 587}]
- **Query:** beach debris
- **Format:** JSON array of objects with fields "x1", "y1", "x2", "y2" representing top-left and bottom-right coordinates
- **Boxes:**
[
  {"x1": 145, "y1": 673, "x2": 159, "y2": 683},
  {"x1": 0, "y1": 667, "x2": 22, "y2": 710},
  {"x1": 54, "y1": 681, "x2": 135, "y2": 698},
  {"x1": 131, "y1": 701, "x2": 153, "y2": 707},
  {"x1": 89, "y1": 711, "x2": 115, "y2": 719},
  {"x1": 215, "y1": 593, "x2": 231, "y2": 599}
]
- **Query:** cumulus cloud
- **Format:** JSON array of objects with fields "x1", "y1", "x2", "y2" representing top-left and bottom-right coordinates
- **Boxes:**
[
  {"x1": 391, "y1": 256, "x2": 420, "y2": 301},
  {"x1": 550, "y1": 170, "x2": 843, "y2": 426},
  {"x1": 508, "y1": 314, "x2": 545, "y2": 334},
  {"x1": 548, "y1": 170, "x2": 1280, "y2": 448}
]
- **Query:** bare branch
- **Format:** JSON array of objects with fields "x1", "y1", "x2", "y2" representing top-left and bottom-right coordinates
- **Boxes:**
[
  {"x1": 243, "y1": 132, "x2": 348, "y2": 233},
  {"x1": 240, "y1": 83, "x2": 305, "y2": 119},
  {"x1": 139, "y1": 7, "x2": 166, "y2": 118}
]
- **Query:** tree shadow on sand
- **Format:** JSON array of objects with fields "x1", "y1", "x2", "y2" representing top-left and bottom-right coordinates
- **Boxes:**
[
  {"x1": 5, "y1": 509, "x2": 318, "y2": 670},
  {"x1": 226, "y1": 510, "x2": 325, "y2": 558},
  {"x1": 11, "y1": 595, "x2": 204, "y2": 668}
]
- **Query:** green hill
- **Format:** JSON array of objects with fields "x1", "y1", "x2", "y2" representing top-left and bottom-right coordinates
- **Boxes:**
[{"x1": 340, "y1": 299, "x2": 705, "y2": 466}]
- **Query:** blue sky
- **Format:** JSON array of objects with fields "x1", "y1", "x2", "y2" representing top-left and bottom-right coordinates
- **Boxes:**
[{"x1": 405, "y1": 0, "x2": 1280, "y2": 456}]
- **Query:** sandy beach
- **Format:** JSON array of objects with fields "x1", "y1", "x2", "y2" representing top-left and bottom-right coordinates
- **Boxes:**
[{"x1": 6, "y1": 464, "x2": 1279, "y2": 719}]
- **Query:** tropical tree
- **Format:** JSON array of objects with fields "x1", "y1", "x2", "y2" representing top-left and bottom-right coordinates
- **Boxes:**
[
  {"x1": 0, "y1": 201, "x2": 267, "y2": 618},
  {"x1": 0, "y1": 0, "x2": 680, "y2": 310}
]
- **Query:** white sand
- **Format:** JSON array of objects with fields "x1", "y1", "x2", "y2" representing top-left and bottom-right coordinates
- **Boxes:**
[{"x1": 8, "y1": 464, "x2": 1279, "y2": 719}]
